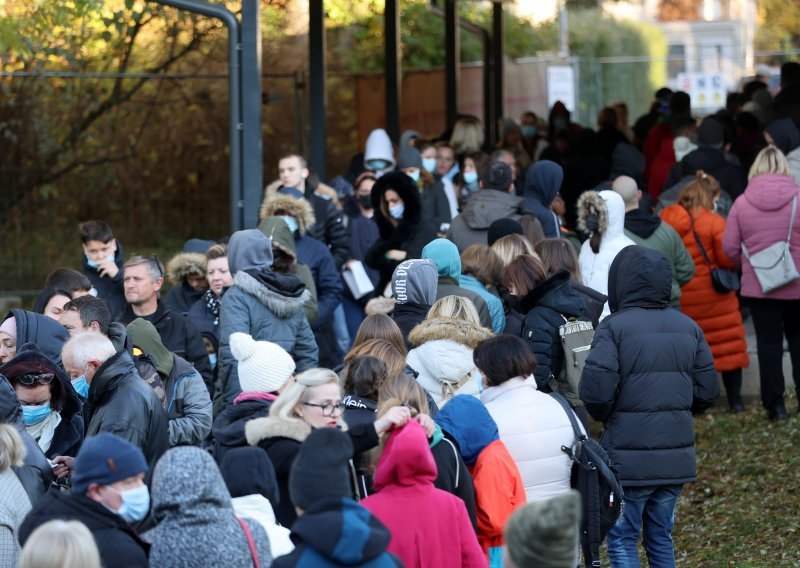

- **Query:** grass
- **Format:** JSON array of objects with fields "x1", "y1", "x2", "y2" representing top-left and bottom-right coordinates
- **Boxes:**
[{"x1": 669, "y1": 399, "x2": 800, "y2": 566}]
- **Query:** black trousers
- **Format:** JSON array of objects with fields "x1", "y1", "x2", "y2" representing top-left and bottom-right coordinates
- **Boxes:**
[{"x1": 748, "y1": 297, "x2": 800, "y2": 410}]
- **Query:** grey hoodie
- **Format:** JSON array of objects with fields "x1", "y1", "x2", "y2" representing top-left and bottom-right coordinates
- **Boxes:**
[
  {"x1": 364, "y1": 129, "x2": 396, "y2": 176},
  {"x1": 228, "y1": 230, "x2": 274, "y2": 275},
  {"x1": 392, "y1": 259, "x2": 438, "y2": 305},
  {"x1": 147, "y1": 446, "x2": 273, "y2": 567}
]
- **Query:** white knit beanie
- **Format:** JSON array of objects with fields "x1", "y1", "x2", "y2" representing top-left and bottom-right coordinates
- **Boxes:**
[{"x1": 230, "y1": 332, "x2": 295, "y2": 394}]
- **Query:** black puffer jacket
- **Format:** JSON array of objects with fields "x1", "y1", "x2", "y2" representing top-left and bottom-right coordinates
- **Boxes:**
[
  {"x1": 517, "y1": 270, "x2": 586, "y2": 392},
  {"x1": 365, "y1": 172, "x2": 439, "y2": 290},
  {"x1": 211, "y1": 398, "x2": 272, "y2": 464},
  {"x1": 305, "y1": 178, "x2": 350, "y2": 268},
  {"x1": 0, "y1": 378, "x2": 53, "y2": 502},
  {"x1": 85, "y1": 350, "x2": 169, "y2": 474},
  {"x1": 579, "y1": 246, "x2": 719, "y2": 486},
  {"x1": 19, "y1": 492, "x2": 149, "y2": 568}
]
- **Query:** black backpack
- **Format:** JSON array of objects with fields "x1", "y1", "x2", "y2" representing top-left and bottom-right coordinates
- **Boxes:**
[{"x1": 550, "y1": 393, "x2": 624, "y2": 567}]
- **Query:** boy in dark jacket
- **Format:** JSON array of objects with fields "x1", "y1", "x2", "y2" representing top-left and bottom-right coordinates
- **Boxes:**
[{"x1": 579, "y1": 246, "x2": 719, "y2": 567}]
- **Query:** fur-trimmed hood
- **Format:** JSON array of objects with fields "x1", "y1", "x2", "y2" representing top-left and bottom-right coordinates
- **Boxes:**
[
  {"x1": 577, "y1": 190, "x2": 608, "y2": 236},
  {"x1": 245, "y1": 415, "x2": 311, "y2": 446},
  {"x1": 408, "y1": 317, "x2": 493, "y2": 349},
  {"x1": 166, "y1": 252, "x2": 207, "y2": 284},
  {"x1": 259, "y1": 182, "x2": 317, "y2": 234},
  {"x1": 234, "y1": 270, "x2": 310, "y2": 318},
  {"x1": 245, "y1": 414, "x2": 349, "y2": 446},
  {"x1": 365, "y1": 296, "x2": 396, "y2": 315}
]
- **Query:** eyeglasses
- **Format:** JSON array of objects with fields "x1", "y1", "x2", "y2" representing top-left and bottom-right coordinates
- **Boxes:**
[
  {"x1": 302, "y1": 401, "x2": 344, "y2": 417},
  {"x1": 129, "y1": 254, "x2": 164, "y2": 279},
  {"x1": 17, "y1": 373, "x2": 55, "y2": 386}
]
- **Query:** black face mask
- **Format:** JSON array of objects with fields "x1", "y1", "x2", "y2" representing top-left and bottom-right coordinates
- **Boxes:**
[{"x1": 358, "y1": 195, "x2": 373, "y2": 209}]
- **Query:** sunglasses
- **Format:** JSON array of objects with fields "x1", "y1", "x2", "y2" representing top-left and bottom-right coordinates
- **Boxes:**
[
  {"x1": 17, "y1": 373, "x2": 55, "y2": 386},
  {"x1": 129, "y1": 254, "x2": 164, "y2": 279}
]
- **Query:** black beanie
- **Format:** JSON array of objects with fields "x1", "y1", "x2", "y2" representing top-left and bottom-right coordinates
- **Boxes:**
[
  {"x1": 488, "y1": 218, "x2": 524, "y2": 246},
  {"x1": 289, "y1": 428, "x2": 353, "y2": 510},
  {"x1": 220, "y1": 447, "x2": 280, "y2": 506}
]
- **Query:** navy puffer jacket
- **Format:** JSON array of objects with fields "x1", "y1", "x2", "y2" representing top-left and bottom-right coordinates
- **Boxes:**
[
  {"x1": 517, "y1": 270, "x2": 586, "y2": 392},
  {"x1": 579, "y1": 246, "x2": 719, "y2": 486}
]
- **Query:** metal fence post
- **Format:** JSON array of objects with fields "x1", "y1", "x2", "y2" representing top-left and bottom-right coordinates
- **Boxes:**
[{"x1": 241, "y1": 0, "x2": 263, "y2": 229}]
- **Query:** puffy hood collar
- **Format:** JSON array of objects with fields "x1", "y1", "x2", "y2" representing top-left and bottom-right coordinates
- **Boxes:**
[
  {"x1": 290, "y1": 497, "x2": 393, "y2": 564},
  {"x1": 523, "y1": 160, "x2": 563, "y2": 206},
  {"x1": 233, "y1": 270, "x2": 309, "y2": 318},
  {"x1": 608, "y1": 246, "x2": 671, "y2": 312},
  {"x1": 228, "y1": 230, "x2": 273, "y2": 275},
  {"x1": 624, "y1": 207, "x2": 662, "y2": 239},
  {"x1": 434, "y1": 395, "x2": 498, "y2": 467},
  {"x1": 373, "y1": 420, "x2": 436, "y2": 490},
  {"x1": 745, "y1": 173, "x2": 800, "y2": 212},
  {"x1": 166, "y1": 252, "x2": 206, "y2": 285},
  {"x1": 391, "y1": 259, "x2": 438, "y2": 305},
  {"x1": 421, "y1": 238, "x2": 461, "y2": 280},
  {"x1": 407, "y1": 317, "x2": 492, "y2": 349}
]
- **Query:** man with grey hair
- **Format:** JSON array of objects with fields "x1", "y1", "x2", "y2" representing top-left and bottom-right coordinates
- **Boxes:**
[
  {"x1": 613, "y1": 175, "x2": 695, "y2": 308},
  {"x1": 115, "y1": 255, "x2": 213, "y2": 392},
  {"x1": 59, "y1": 332, "x2": 168, "y2": 478}
]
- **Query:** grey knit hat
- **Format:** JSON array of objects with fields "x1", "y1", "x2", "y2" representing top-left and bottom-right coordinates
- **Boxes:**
[{"x1": 504, "y1": 490, "x2": 582, "y2": 568}]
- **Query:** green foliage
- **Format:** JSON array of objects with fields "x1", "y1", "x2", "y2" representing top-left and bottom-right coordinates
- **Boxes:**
[{"x1": 755, "y1": 0, "x2": 800, "y2": 53}]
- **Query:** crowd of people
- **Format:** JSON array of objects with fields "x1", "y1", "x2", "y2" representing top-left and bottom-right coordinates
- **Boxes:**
[{"x1": 3, "y1": 61, "x2": 800, "y2": 567}]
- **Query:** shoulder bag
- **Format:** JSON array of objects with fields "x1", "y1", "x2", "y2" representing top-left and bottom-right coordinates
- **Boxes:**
[
  {"x1": 741, "y1": 196, "x2": 800, "y2": 293},
  {"x1": 689, "y1": 212, "x2": 740, "y2": 294}
]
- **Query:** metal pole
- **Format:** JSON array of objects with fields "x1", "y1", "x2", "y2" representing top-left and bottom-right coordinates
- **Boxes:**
[
  {"x1": 308, "y1": 0, "x2": 327, "y2": 178},
  {"x1": 492, "y1": 2, "x2": 504, "y2": 126},
  {"x1": 445, "y1": 0, "x2": 459, "y2": 128},
  {"x1": 150, "y1": 0, "x2": 243, "y2": 232},
  {"x1": 241, "y1": 0, "x2": 263, "y2": 230},
  {"x1": 385, "y1": 0, "x2": 401, "y2": 143}
]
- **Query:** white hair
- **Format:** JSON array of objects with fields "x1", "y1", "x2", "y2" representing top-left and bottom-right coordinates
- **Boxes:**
[{"x1": 62, "y1": 332, "x2": 116, "y2": 368}]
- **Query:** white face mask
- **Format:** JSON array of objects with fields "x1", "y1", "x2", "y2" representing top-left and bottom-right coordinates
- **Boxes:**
[{"x1": 406, "y1": 170, "x2": 420, "y2": 183}]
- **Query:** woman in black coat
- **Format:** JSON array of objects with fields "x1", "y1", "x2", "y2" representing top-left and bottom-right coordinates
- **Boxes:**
[{"x1": 365, "y1": 172, "x2": 438, "y2": 292}]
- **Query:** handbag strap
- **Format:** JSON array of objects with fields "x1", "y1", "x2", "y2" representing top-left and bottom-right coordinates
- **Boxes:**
[
  {"x1": 742, "y1": 195, "x2": 797, "y2": 259},
  {"x1": 688, "y1": 211, "x2": 716, "y2": 270},
  {"x1": 236, "y1": 517, "x2": 261, "y2": 568}
]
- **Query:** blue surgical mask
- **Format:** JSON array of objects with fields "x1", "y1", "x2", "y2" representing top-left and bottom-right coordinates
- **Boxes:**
[
  {"x1": 463, "y1": 171, "x2": 478, "y2": 185},
  {"x1": 406, "y1": 169, "x2": 420, "y2": 183},
  {"x1": 422, "y1": 158, "x2": 437, "y2": 173},
  {"x1": 86, "y1": 254, "x2": 114, "y2": 269},
  {"x1": 22, "y1": 403, "x2": 52, "y2": 426},
  {"x1": 72, "y1": 375, "x2": 90, "y2": 398},
  {"x1": 279, "y1": 215, "x2": 299, "y2": 234},
  {"x1": 106, "y1": 484, "x2": 151, "y2": 523},
  {"x1": 522, "y1": 125, "x2": 538, "y2": 138},
  {"x1": 208, "y1": 353, "x2": 218, "y2": 368},
  {"x1": 389, "y1": 203, "x2": 405, "y2": 220},
  {"x1": 367, "y1": 159, "x2": 390, "y2": 171}
]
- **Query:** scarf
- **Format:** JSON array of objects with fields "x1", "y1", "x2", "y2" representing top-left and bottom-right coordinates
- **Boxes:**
[
  {"x1": 203, "y1": 289, "x2": 221, "y2": 326},
  {"x1": 27, "y1": 411, "x2": 62, "y2": 454}
]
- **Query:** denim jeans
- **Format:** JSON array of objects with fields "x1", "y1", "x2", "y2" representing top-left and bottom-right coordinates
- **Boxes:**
[{"x1": 606, "y1": 484, "x2": 683, "y2": 568}]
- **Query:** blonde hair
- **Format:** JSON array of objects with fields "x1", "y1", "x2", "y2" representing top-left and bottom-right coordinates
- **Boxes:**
[
  {"x1": 749, "y1": 145, "x2": 792, "y2": 180},
  {"x1": 0, "y1": 424, "x2": 26, "y2": 472},
  {"x1": 450, "y1": 115, "x2": 485, "y2": 155},
  {"x1": 20, "y1": 520, "x2": 101, "y2": 568},
  {"x1": 491, "y1": 234, "x2": 534, "y2": 267},
  {"x1": 427, "y1": 296, "x2": 482, "y2": 326},
  {"x1": 377, "y1": 374, "x2": 430, "y2": 419},
  {"x1": 345, "y1": 339, "x2": 407, "y2": 377},
  {"x1": 269, "y1": 368, "x2": 340, "y2": 423}
]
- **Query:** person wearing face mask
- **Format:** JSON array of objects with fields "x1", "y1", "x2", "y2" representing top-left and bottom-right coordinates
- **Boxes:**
[
  {"x1": 363, "y1": 128, "x2": 397, "y2": 178},
  {"x1": 78, "y1": 220, "x2": 127, "y2": 317},
  {"x1": 398, "y1": 146, "x2": 452, "y2": 232},
  {"x1": 163, "y1": 239, "x2": 215, "y2": 317},
  {"x1": 364, "y1": 172, "x2": 439, "y2": 292},
  {"x1": 20, "y1": 433, "x2": 152, "y2": 568},
  {"x1": 0, "y1": 344, "x2": 84, "y2": 461},
  {"x1": 417, "y1": 140, "x2": 439, "y2": 176},
  {"x1": 455, "y1": 152, "x2": 489, "y2": 209}
]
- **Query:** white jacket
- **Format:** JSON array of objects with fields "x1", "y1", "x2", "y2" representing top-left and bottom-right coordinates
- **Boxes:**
[
  {"x1": 579, "y1": 190, "x2": 635, "y2": 320},
  {"x1": 788, "y1": 147, "x2": 800, "y2": 188},
  {"x1": 407, "y1": 339, "x2": 482, "y2": 408},
  {"x1": 231, "y1": 495, "x2": 294, "y2": 558},
  {"x1": 480, "y1": 376, "x2": 577, "y2": 503}
]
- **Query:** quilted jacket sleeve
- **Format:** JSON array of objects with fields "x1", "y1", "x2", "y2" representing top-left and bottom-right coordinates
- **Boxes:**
[{"x1": 579, "y1": 322, "x2": 620, "y2": 422}]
